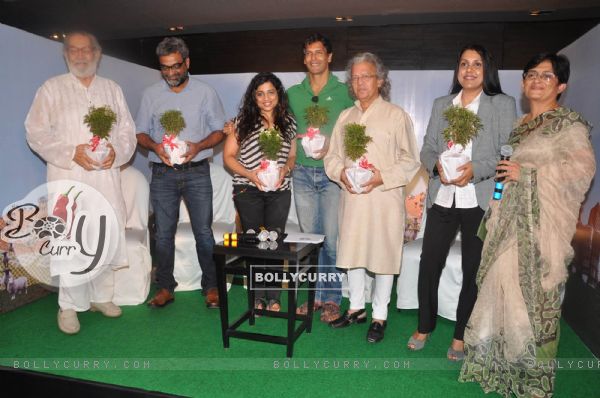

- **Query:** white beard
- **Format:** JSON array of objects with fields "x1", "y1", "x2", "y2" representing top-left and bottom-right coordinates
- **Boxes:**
[{"x1": 66, "y1": 59, "x2": 98, "y2": 79}]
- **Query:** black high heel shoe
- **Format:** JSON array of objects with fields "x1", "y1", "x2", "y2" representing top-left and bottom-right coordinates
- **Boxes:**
[{"x1": 329, "y1": 309, "x2": 367, "y2": 328}]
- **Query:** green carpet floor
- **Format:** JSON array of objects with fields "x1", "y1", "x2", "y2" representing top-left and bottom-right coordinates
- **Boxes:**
[{"x1": 1, "y1": 286, "x2": 598, "y2": 397}]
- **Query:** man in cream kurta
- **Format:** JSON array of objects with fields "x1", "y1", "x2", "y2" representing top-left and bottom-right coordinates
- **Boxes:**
[
  {"x1": 324, "y1": 53, "x2": 420, "y2": 343},
  {"x1": 25, "y1": 32, "x2": 136, "y2": 334}
]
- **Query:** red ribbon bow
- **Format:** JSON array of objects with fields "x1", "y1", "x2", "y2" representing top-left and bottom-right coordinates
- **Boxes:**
[
  {"x1": 89, "y1": 136, "x2": 101, "y2": 152},
  {"x1": 260, "y1": 159, "x2": 270, "y2": 170},
  {"x1": 297, "y1": 127, "x2": 320, "y2": 140},
  {"x1": 447, "y1": 140, "x2": 454, "y2": 149},
  {"x1": 358, "y1": 156, "x2": 373, "y2": 170},
  {"x1": 162, "y1": 134, "x2": 179, "y2": 150}
]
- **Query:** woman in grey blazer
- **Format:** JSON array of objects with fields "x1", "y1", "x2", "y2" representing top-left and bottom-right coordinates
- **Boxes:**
[{"x1": 407, "y1": 44, "x2": 517, "y2": 360}]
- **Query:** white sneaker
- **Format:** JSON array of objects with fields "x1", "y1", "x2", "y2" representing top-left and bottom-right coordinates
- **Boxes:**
[
  {"x1": 58, "y1": 309, "x2": 80, "y2": 334},
  {"x1": 90, "y1": 302, "x2": 122, "y2": 318}
]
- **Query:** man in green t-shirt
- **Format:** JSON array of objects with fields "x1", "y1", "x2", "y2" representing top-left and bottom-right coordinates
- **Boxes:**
[{"x1": 287, "y1": 33, "x2": 354, "y2": 323}]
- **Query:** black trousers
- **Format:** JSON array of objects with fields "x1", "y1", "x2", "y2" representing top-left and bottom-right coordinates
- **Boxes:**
[
  {"x1": 233, "y1": 185, "x2": 291, "y2": 302},
  {"x1": 417, "y1": 203, "x2": 484, "y2": 340}
]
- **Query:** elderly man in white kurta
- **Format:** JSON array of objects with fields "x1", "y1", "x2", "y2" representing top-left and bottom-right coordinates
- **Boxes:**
[
  {"x1": 25, "y1": 32, "x2": 136, "y2": 334},
  {"x1": 324, "y1": 52, "x2": 420, "y2": 343}
]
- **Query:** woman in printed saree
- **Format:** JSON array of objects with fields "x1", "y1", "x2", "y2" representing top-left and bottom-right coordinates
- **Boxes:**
[{"x1": 459, "y1": 53, "x2": 595, "y2": 397}]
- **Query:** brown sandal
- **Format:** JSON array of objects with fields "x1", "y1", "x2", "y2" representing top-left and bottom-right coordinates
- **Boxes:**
[{"x1": 320, "y1": 302, "x2": 341, "y2": 323}]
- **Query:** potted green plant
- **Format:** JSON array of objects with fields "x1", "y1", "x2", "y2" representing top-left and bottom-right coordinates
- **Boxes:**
[
  {"x1": 343, "y1": 122, "x2": 373, "y2": 193},
  {"x1": 257, "y1": 127, "x2": 283, "y2": 191},
  {"x1": 440, "y1": 105, "x2": 483, "y2": 180},
  {"x1": 159, "y1": 110, "x2": 187, "y2": 165},
  {"x1": 298, "y1": 105, "x2": 329, "y2": 158},
  {"x1": 83, "y1": 105, "x2": 116, "y2": 167}
]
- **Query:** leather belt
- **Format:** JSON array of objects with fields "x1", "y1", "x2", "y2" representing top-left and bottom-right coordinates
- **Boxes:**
[{"x1": 152, "y1": 159, "x2": 208, "y2": 171}]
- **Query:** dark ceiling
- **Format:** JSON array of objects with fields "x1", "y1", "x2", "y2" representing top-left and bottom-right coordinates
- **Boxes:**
[
  {"x1": 2, "y1": 0, "x2": 600, "y2": 40},
  {"x1": 2, "y1": 0, "x2": 600, "y2": 73}
]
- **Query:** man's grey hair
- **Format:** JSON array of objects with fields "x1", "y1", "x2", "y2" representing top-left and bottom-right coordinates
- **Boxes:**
[
  {"x1": 345, "y1": 52, "x2": 391, "y2": 101},
  {"x1": 63, "y1": 31, "x2": 102, "y2": 52},
  {"x1": 156, "y1": 37, "x2": 189, "y2": 59}
]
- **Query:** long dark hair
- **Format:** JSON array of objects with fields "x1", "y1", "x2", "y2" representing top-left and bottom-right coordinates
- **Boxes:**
[
  {"x1": 237, "y1": 72, "x2": 294, "y2": 143},
  {"x1": 450, "y1": 44, "x2": 504, "y2": 96}
]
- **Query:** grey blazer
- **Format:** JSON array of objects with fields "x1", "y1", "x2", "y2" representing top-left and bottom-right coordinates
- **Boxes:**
[{"x1": 420, "y1": 92, "x2": 517, "y2": 210}]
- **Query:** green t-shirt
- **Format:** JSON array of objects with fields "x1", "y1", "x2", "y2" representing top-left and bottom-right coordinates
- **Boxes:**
[{"x1": 287, "y1": 74, "x2": 354, "y2": 167}]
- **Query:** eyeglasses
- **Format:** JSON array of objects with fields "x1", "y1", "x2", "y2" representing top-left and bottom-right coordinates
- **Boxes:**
[
  {"x1": 67, "y1": 46, "x2": 96, "y2": 56},
  {"x1": 523, "y1": 70, "x2": 556, "y2": 83},
  {"x1": 351, "y1": 74, "x2": 377, "y2": 83},
  {"x1": 159, "y1": 62, "x2": 185, "y2": 72}
]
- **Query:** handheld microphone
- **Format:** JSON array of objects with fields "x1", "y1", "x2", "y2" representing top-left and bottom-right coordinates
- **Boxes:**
[{"x1": 493, "y1": 145, "x2": 513, "y2": 201}]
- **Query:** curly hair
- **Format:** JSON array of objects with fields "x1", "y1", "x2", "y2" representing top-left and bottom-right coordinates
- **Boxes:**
[
  {"x1": 345, "y1": 52, "x2": 391, "y2": 101},
  {"x1": 236, "y1": 72, "x2": 294, "y2": 143}
]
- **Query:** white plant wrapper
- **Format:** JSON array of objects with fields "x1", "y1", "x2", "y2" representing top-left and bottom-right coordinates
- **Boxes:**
[
  {"x1": 163, "y1": 135, "x2": 188, "y2": 165},
  {"x1": 301, "y1": 133, "x2": 326, "y2": 159},
  {"x1": 345, "y1": 161, "x2": 373, "y2": 194},
  {"x1": 258, "y1": 160, "x2": 280, "y2": 192},
  {"x1": 86, "y1": 139, "x2": 110, "y2": 169},
  {"x1": 440, "y1": 145, "x2": 470, "y2": 181}
]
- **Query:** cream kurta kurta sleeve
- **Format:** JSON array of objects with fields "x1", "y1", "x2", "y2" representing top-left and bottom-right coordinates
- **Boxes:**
[
  {"x1": 25, "y1": 73, "x2": 136, "y2": 267},
  {"x1": 324, "y1": 96, "x2": 420, "y2": 274}
]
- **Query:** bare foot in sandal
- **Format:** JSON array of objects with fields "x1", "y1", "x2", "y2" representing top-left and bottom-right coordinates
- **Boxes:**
[
  {"x1": 267, "y1": 299, "x2": 280, "y2": 312},
  {"x1": 447, "y1": 339, "x2": 465, "y2": 361},
  {"x1": 254, "y1": 298, "x2": 266, "y2": 317},
  {"x1": 407, "y1": 331, "x2": 429, "y2": 351},
  {"x1": 296, "y1": 301, "x2": 322, "y2": 315}
]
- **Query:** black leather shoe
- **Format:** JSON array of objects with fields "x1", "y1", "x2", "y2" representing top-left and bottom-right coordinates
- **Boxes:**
[
  {"x1": 329, "y1": 309, "x2": 367, "y2": 328},
  {"x1": 366, "y1": 321, "x2": 387, "y2": 343}
]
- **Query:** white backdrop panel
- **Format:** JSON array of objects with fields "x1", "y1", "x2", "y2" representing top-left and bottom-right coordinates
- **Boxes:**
[{"x1": 192, "y1": 69, "x2": 524, "y2": 167}]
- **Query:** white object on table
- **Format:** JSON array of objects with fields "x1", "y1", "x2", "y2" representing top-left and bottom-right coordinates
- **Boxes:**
[{"x1": 283, "y1": 232, "x2": 325, "y2": 244}]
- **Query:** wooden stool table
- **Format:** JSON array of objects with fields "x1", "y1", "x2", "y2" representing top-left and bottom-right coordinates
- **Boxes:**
[{"x1": 213, "y1": 240, "x2": 320, "y2": 357}]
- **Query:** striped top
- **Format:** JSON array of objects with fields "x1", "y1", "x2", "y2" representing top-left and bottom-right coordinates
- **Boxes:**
[{"x1": 232, "y1": 115, "x2": 296, "y2": 190}]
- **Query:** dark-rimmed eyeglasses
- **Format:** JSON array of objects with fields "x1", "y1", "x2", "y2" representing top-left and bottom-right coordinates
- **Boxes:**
[{"x1": 159, "y1": 62, "x2": 185, "y2": 73}]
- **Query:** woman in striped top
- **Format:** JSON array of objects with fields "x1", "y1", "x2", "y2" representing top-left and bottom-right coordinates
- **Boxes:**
[{"x1": 223, "y1": 72, "x2": 297, "y2": 312}]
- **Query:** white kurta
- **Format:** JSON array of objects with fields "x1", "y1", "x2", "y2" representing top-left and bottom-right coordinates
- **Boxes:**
[
  {"x1": 25, "y1": 73, "x2": 136, "y2": 268},
  {"x1": 324, "y1": 96, "x2": 420, "y2": 274}
]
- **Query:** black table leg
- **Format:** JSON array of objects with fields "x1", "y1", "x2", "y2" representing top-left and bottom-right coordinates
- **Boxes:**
[
  {"x1": 247, "y1": 259, "x2": 255, "y2": 325},
  {"x1": 286, "y1": 261, "x2": 297, "y2": 358},
  {"x1": 306, "y1": 247, "x2": 319, "y2": 333},
  {"x1": 214, "y1": 253, "x2": 229, "y2": 348}
]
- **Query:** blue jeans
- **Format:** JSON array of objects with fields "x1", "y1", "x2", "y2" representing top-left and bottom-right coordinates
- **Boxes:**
[
  {"x1": 292, "y1": 165, "x2": 342, "y2": 304},
  {"x1": 150, "y1": 161, "x2": 216, "y2": 292}
]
